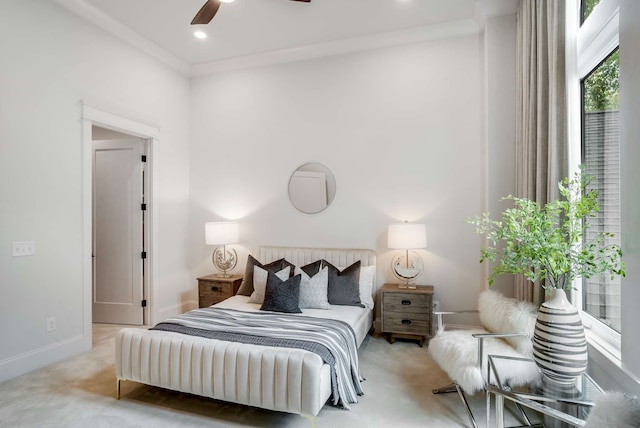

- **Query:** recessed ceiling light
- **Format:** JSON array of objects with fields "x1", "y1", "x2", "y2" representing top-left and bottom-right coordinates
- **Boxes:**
[
  {"x1": 220, "y1": 0, "x2": 235, "y2": 3},
  {"x1": 194, "y1": 30, "x2": 207, "y2": 39}
]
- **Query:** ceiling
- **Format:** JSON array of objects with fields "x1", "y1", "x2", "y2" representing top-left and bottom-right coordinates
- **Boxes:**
[{"x1": 53, "y1": 0, "x2": 519, "y2": 76}]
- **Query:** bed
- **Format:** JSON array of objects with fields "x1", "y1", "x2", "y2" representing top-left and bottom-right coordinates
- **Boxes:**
[{"x1": 115, "y1": 246, "x2": 376, "y2": 425}]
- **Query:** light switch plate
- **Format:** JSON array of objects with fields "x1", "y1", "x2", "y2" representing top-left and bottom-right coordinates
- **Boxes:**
[{"x1": 12, "y1": 241, "x2": 35, "y2": 257}]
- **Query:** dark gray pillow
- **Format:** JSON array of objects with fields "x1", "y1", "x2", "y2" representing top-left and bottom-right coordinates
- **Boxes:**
[
  {"x1": 260, "y1": 272, "x2": 302, "y2": 313},
  {"x1": 237, "y1": 256, "x2": 292, "y2": 296},
  {"x1": 323, "y1": 260, "x2": 364, "y2": 307},
  {"x1": 300, "y1": 260, "x2": 322, "y2": 277}
]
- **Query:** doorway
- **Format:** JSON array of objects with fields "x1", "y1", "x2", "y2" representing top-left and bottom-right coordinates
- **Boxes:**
[
  {"x1": 82, "y1": 105, "x2": 158, "y2": 340},
  {"x1": 92, "y1": 128, "x2": 146, "y2": 325}
]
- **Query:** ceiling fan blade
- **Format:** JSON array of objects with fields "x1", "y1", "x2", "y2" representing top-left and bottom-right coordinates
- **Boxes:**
[
  {"x1": 191, "y1": 0, "x2": 221, "y2": 25},
  {"x1": 290, "y1": 0, "x2": 311, "y2": 2}
]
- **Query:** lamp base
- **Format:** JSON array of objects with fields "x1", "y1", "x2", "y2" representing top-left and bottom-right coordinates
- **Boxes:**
[
  {"x1": 398, "y1": 283, "x2": 417, "y2": 290},
  {"x1": 212, "y1": 246, "x2": 237, "y2": 277},
  {"x1": 391, "y1": 250, "x2": 424, "y2": 284}
]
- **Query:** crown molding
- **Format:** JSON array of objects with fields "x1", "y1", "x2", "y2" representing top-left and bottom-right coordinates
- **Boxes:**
[
  {"x1": 52, "y1": 0, "x2": 191, "y2": 76},
  {"x1": 53, "y1": 0, "x2": 484, "y2": 78},
  {"x1": 191, "y1": 18, "x2": 481, "y2": 77}
]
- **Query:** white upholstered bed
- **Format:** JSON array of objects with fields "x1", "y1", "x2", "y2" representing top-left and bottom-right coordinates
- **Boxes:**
[{"x1": 115, "y1": 246, "x2": 376, "y2": 423}]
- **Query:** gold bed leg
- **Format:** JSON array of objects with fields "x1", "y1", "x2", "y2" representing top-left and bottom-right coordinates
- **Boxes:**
[
  {"x1": 116, "y1": 378, "x2": 122, "y2": 400},
  {"x1": 302, "y1": 414, "x2": 316, "y2": 428}
]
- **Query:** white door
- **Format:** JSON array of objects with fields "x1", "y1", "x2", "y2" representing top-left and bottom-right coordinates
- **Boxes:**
[{"x1": 92, "y1": 139, "x2": 145, "y2": 325}]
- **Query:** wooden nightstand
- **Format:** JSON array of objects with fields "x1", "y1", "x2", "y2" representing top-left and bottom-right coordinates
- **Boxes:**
[
  {"x1": 197, "y1": 274, "x2": 243, "y2": 308},
  {"x1": 380, "y1": 283, "x2": 434, "y2": 347}
]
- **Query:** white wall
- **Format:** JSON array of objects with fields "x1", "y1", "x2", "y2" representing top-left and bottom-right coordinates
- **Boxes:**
[
  {"x1": 189, "y1": 33, "x2": 511, "y2": 323},
  {"x1": 0, "y1": 0, "x2": 191, "y2": 382},
  {"x1": 483, "y1": 14, "x2": 517, "y2": 298}
]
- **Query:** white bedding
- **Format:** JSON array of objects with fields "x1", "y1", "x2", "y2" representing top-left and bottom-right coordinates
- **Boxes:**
[
  {"x1": 215, "y1": 295, "x2": 373, "y2": 346},
  {"x1": 116, "y1": 246, "x2": 376, "y2": 419}
]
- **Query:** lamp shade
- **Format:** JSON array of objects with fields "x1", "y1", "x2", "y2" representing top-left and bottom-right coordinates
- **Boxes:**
[
  {"x1": 205, "y1": 221, "x2": 239, "y2": 245},
  {"x1": 387, "y1": 223, "x2": 427, "y2": 249}
]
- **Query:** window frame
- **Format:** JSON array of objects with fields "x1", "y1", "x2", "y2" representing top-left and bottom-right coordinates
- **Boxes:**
[{"x1": 570, "y1": 0, "x2": 621, "y2": 356}]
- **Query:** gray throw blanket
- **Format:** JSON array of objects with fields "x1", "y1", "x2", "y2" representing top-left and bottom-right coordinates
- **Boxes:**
[{"x1": 151, "y1": 307, "x2": 364, "y2": 409}]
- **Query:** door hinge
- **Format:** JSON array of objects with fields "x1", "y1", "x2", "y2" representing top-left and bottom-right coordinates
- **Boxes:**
[
  {"x1": 141, "y1": 203, "x2": 147, "y2": 211},
  {"x1": 141, "y1": 251, "x2": 147, "y2": 259},
  {"x1": 141, "y1": 299, "x2": 147, "y2": 308},
  {"x1": 141, "y1": 155, "x2": 147, "y2": 162}
]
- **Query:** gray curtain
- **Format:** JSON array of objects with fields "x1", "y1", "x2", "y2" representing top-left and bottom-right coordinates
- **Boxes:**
[{"x1": 515, "y1": 0, "x2": 569, "y2": 304}]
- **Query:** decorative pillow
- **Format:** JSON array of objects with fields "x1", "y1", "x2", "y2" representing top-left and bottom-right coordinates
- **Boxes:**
[
  {"x1": 299, "y1": 259, "x2": 322, "y2": 277},
  {"x1": 357, "y1": 265, "x2": 375, "y2": 309},
  {"x1": 260, "y1": 272, "x2": 302, "y2": 314},
  {"x1": 237, "y1": 255, "x2": 293, "y2": 296},
  {"x1": 248, "y1": 265, "x2": 291, "y2": 304},
  {"x1": 323, "y1": 260, "x2": 364, "y2": 307},
  {"x1": 333, "y1": 264, "x2": 375, "y2": 309},
  {"x1": 295, "y1": 265, "x2": 330, "y2": 309}
]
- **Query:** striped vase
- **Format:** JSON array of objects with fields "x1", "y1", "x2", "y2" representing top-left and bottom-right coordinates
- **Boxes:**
[{"x1": 532, "y1": 288, "x2": 588, "y2": 383}]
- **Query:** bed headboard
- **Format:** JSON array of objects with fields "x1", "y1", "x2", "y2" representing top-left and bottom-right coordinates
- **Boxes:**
[
  {"x1": 257, "y1": 246, "x2": 376, "y2": 269},
  {"x1": 256, "y1": 246, "x2": 378, "y2": 309}
]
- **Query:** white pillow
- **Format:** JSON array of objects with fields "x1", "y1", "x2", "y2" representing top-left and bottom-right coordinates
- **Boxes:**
[
  {"x1": 336, "y1": 264, "x2": 375, "y2": 310},
  {"x1": 295, "y1": 266, "x2": 330, "y2": 310},
  {"x1": 248, "y1": 266, "x2": 291, "y2": 304},
  {"x1": 358, "y1": 265, "x2": 375, "y2": 309}
]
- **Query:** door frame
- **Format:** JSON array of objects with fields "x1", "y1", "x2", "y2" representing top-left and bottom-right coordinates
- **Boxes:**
[{"x1": 82, "y1": 103, "x2": 159, "y2": 343}]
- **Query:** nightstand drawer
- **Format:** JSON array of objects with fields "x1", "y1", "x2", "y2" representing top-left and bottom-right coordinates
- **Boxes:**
[
  {"x1": 383, "y1": 293, "x2": 431, "y2": 313},
  {"x1": 383, "y1": 311, "x2": 430, "y2": 335},
  {"x1": 197, "y1": 274, "x2": 243, "y2": 308},
  {"x1": 199, "y1": 281, "x2": 232, "y2": 307}
]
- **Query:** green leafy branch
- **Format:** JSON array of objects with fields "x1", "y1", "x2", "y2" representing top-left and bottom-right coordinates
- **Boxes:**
[{"x1": 468, "y1": 169, "x2": 625, "y2": 292}]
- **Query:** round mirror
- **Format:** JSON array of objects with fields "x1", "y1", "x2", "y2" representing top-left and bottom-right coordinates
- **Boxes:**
[{"x1": 288, "y1": 163, "x2": 336, "y2": 214}]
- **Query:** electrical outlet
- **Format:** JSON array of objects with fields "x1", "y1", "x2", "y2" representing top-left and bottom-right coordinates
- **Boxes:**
[
  {"x1": 46, "y1": 317, "x2": 56, "y2": 332},
  {"x1": 433, "y1": 300, "x2": 440, "y2": 312},
  {"x1": 12, "y1": 241, "x2": 36, "y2": 257}
]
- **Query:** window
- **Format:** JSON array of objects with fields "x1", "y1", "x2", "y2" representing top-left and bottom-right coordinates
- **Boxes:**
[
  {"x1": 572, "y1": 0, "x2": 621, "y2": 353},
  {"x1": 581, "y1": 48, "x2": 621, "y2": 333}
]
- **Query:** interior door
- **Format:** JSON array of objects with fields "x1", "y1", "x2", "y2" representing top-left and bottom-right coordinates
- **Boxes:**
[{"x1": 92, "y1": 139, "x2": 144, "y2": 325}]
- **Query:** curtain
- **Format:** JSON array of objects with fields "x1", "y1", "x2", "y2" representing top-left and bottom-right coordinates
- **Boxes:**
[{"x1": 515, "y1": 0, "x2": 569, "y2": 304}]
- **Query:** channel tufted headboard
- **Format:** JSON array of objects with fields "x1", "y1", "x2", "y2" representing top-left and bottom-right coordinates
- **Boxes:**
[{"x1": 257, "y1": 246, "x2": 376, "y2": 269}]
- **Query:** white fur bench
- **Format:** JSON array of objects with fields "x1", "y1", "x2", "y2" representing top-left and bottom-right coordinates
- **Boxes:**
[{"x1": 428, "y1": 290, "x2": 539, "y2": 427}]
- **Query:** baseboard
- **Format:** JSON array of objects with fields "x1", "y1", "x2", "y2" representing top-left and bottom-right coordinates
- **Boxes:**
[
  {"x1": 0, "y1": 334, "x2": 89, "y2": 384},
  {"x1": 156, "y1": 300, "x2": 198, "y2": 321}
]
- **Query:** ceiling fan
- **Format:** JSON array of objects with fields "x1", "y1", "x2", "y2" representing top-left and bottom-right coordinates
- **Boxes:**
[{"x1": 192, "y1": 0, "x2": 311, "y2": 25}]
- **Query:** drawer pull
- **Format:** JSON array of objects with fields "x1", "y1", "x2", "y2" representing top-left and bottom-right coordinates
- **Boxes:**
[
  {"x1": 211, "y1": 286, "x2": 220, "y2": 292},
  {"x1": 401, "y1": 300, "x2": 411, "y2": 305},
  {"x1": 401, "y1": 319, "x2": 412, "y2": 325}
]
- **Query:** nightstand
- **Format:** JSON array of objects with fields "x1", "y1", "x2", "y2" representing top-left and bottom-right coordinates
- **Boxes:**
[
  {"x1": 197, "y1": 274, "x2": 243, "y2": 308},
  {"x1": 380, "y1": 283, "x2": 434, "y2": 347}
]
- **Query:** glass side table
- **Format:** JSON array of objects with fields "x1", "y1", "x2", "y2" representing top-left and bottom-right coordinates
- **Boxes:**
[{"x1": 486, "y1": 355, "x2": 604, "y2": 428}]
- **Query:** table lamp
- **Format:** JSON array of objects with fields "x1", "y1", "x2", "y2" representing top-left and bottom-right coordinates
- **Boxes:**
[
  {"x1": 205, "y1": 221, "x2": 239, "y2": 278},
  {"x1": 388, "y1": 222, "x2": 427, "y2": 289}
]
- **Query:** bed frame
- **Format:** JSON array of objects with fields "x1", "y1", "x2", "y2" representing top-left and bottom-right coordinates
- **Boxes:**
[{"x1": 115, "y1": 246, "x2": 376, "y2": 426}]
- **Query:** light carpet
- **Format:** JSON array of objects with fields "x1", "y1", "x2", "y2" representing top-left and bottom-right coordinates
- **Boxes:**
[{"x1": 0, "y1": 324, "x2": 539, "y2": 427}]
